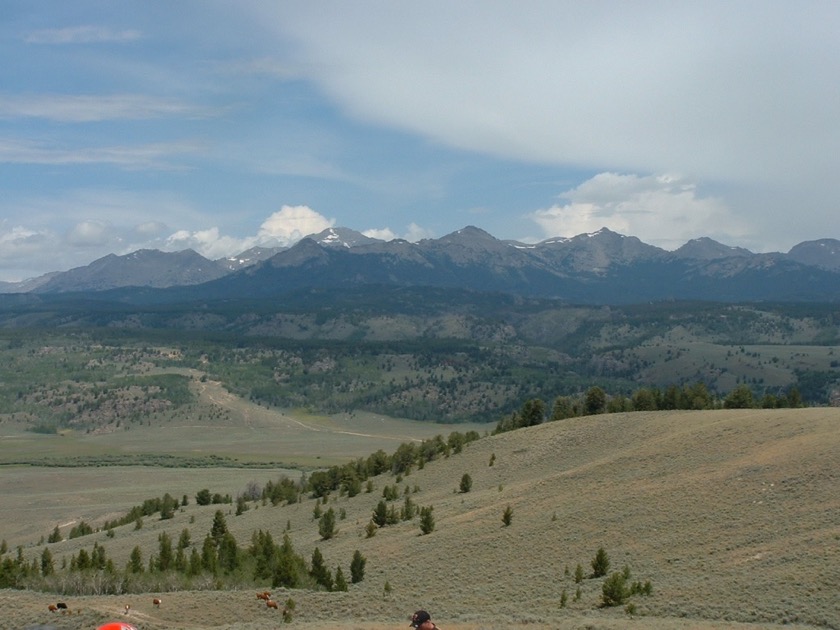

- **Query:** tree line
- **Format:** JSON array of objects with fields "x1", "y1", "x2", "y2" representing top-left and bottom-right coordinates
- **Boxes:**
[{"x1": 494, "y1": 381, "x2": 803, "y2": 433}]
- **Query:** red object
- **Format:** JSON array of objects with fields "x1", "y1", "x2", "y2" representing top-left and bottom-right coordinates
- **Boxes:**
[{"x1": 97, "y1": 623, "x2": 139, "y2": 630}]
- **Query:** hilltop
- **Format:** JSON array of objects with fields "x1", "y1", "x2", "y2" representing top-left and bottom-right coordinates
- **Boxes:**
[{"x1": 3, "y1": 407, "x2": 838, "y2": 629}]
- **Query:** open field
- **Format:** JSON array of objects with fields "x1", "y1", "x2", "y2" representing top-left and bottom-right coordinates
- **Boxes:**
[
  {"x1": 2, "y1": 407, "x2": 839, "y2": 629},
  {"x1": 0, "y1": 372, "x2": 488, "y2": 467}
]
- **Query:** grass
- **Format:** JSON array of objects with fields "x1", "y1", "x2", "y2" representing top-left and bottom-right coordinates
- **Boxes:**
[{"x1": 2, "y1": 407, "x2": 839, "y2": 629}]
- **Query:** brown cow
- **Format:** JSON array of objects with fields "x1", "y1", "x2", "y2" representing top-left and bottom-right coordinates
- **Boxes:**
[
  {"x1": 124, "y1": 604, "x2": 131, "y2": 615},
  {"x1": 48, "y1": 604, "x2": 58, "y2": 612},
  {"x1": 256, "y1": 591, "x2": 271, "y2": 601},
  {"x1": 266, "y1": 600, "x2": 279, "y2": 610},
  {"x1": 153, "y1": 597, "x2": 162, "y2": 608}
]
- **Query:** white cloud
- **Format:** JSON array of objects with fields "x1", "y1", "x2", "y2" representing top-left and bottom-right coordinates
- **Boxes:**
[
  {"x1": 133, "y1": 221, "x2": 168, "y2": 238},
  {"x1": 259, "y1": 3, "x2": 840, "y2": 191},
  {"x1": 362, "y1": 223, "x2": 433, "y2": 242},
  {"x1": 530, "y1": 172, "x2": 748, "y2": 250},
  {"x1": 362, "y1": 228, "x2": 397, "y2": 241},
  {"x1": 0, "y1": 225, "x2": 54, "y2": 260},
  {"x1": 0, "y1": 94, "x2": 215, "y2": 122},
  {"x1": 256, "y1": 205, "x2": 335, "y2": 245},
  {"x1": 164, "y1": 227, "x2": 252, "y2": 260},
  {"x1": 66, "y1": 220, "x2": 115, "y2": 247},
  {"x1": 159, "y1": 206, "x2": 337, "y2": 260},
  {"x1": 24, "y1": 26, "x2": 142, "y2": 45},
  {"x1": 0, "y1": 138, "x2": 201, "y2": 170}
]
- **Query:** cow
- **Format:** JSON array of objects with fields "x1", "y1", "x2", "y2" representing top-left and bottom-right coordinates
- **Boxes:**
[
  {"x1": 265, "y1": 600, "x2": 279, "y2": 610},
  {"x1": 124, "y1": 604, "x2": 131, "y2": 615},
  {"x1": 48, "y1": 604, "x2": 58, "y2": 613},
  {"x1": 153, "y1": 597, "x2": 162, "y2": 608},
  {"x1": 256, "y1": 591, "x2": 271, "y2": 601}
]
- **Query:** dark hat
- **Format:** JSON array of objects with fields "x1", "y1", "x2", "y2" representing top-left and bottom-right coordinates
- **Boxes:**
[{"x1": 410, "y1": 610, "x2": 431, "y2": 627}]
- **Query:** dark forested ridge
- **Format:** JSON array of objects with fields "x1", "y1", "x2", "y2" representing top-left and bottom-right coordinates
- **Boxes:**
[{"x1": 0, "y1": 288, "x2": 838, "y2": 430}]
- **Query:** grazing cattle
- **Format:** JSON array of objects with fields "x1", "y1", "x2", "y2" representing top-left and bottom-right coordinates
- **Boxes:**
[
  {"x1": 153, "y1": 598, "x2": 162, "y2": 608},
  {"x1": 48, "y1": 604, "x2": 58, "y2": 612},
  {"x1": 265, "y1": 600, "x2": 279, "y2": 610},
  {"x1": 56, "y1": 602, "x2": 68, "y2": 610},
  {"x1": 256, "y1": 591, "x2": 271, "y2": 601},
  {"x1": 124, "y1": 604, "x2": 131, "y2": 615}
]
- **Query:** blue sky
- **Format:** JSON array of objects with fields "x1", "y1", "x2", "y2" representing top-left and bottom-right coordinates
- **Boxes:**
[{"x1": 1, "y1": 1, "x2": 839, "y2": 282}]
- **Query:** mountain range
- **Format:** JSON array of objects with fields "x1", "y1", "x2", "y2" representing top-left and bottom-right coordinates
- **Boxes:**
[{"x1": 2, "y1": 226, "x2": 840, "y2": 304}]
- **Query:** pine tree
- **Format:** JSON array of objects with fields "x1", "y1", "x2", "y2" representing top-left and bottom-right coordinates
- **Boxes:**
[
  {"x1": 602, "y1": 571, "x2": 628, "y2": 606},
  {"x1": 502, "y1": 505, "x2": 513, "y2": 527},
  {"x1": 211, "y1": 510, "x2": 228, "y2": 546},
  {"x1": 591, "y1": 547, "x2": 610, "y2": 578},
  {"x1": 218, "y1": 531, "x2": 240, "y2": 573},
  {"x1": 310, "y1": 547, "x2": 332, "y2": 590},
  {"x1": 372, "y1": 500, "x2": 388, "y2": 527},
  {"x1": 127, "y1": 546, "x2": 144, "y2": 574},
  {"x1": 40, "y1": 548, "x2": 54, "y2": 577},
  {"x1": 334, "y1": 566, "x2": 348, "y2": 591},
  {"x1": 350, "y1": 550, "x2": 366, "y2": 583},
  {"x1": 419, "y1": 506, "x2": 435, "y2": 535},
  {"x1": 47, "y1": 526, "x2": 62, "y2": 544},
  {"x1": 319, "y1": 507, "x2": 337, "y2": 540},
  {"x1": 157, "y1": 531, "x2": 173, "y2": 571},
  {"x1": 460, "y1": 473, "x2": 473, "y2": 493},
  {"x1": 187, "y1": 548, "x2": 202, "y2": 576},
  {"x1": 201, "y1": 535, "x2": 217, "y2": 574}
]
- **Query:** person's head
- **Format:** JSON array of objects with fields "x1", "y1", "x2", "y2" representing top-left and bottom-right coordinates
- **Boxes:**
[{"x1": 410, "y1": 610, "x2": 431, "y2": 628}]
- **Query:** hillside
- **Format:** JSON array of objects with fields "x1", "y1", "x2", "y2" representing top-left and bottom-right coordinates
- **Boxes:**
[{"x1": 3, "y1": 407, "x2": 839, "y2": 629}]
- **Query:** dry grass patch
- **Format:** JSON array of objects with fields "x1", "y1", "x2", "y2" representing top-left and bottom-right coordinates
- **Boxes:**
[{"x1": 2, "y1": 408, "x2": 839, "y2": 629}]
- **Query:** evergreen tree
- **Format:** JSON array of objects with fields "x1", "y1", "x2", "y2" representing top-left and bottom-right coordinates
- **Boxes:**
[
  {"x1": 157, "y1": 531, "x2": 173, "y2": 571},
  {"x1": 319, "y1": 507, "x2": 337, "y2": 540},
  {"x1": 47, "y1": 526, "x2": 62, "y2": 544},
  {"x1": 584, "y1": 386, "x2": 607, "y2": 415},
  {"x1": 187, "y1": 548, "x2": 202, "y2": 576},
  {"x1": 178, "y1": 528, "x2": 191, "y2": 550},
  {"x1": 201, "y1": 534, "x2": 218, "y2": 574},
  {"x1": 218, "y1": 531, "x2": 240, "y2": 573},
  {"x1": 724, "y1": 384, "x2": 754, "y2": 409},
  {"x1": 350, "y1": 550, "x2": 366, "y2": 583},
  {"x1": 551, "y1": 396, "x2": 576, "y2": 420},
  {"x1": 174, "y1": 546, "x2": 187, "y2": 573},
  {"x1": 127, "y1": 546, "x2": 144, "y2": 574},
  {"x1": 602, "y1": 571, "x2": 628, "y2": 606},
  {"x1": 460, "y1": 473, "x2": 473, "y2": 493},
  {"x1": 334, "y1": 566, "x2": 348, "y2": 591},
  {"x1": 401, "y1": 495, "x2": 416, "y2": 521},
  {"x1": 372, "y1": 500, "x2": 388, "y2": 527},
  {"x1": 591, "y1": 547, "x2": 610, "y2": 578},
  {"x1": 310, "y1": 547, "x2": 333, "y2": 590},
  {"x1": 419, "y1": 506, "x2": 435, "y2": 535},
  {"x1": 502, "y1": 505, "x2": 513, "y2": 527},
  {"x1": 40, "y1": 548, "x2": 54, "y2": 577},
  {"x1": 211, "y1": 510, "x2": 228, "y2": 546},
  {"x1": 160, "y1": 493, "x2": 176, "y2": 520}
]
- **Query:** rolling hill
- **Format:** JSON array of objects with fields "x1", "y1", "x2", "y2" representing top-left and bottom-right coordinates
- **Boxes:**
[{"x1": 3, "y1": 407, "x2": 838, "y2": 629}]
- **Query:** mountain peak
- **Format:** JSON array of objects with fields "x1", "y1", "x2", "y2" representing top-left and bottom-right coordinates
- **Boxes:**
[
  {"x1": 673, "y1": 237, "x2": 753, "y2": 261},
  {"x1": 787, "y1": 238, "x2": 840, "y2": 270},
  {"x1": 308, "y1": 227, "x2": 381, "y2": 249}
]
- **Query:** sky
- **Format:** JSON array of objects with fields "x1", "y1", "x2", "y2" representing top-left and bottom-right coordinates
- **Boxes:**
[{"x1": 1, "y1": 1, "x2": 839, "y2": 282}]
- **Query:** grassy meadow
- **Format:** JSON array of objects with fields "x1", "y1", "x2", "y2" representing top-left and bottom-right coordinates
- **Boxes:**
[{"x1": 2, "y1": 407, "x2": 839, "y2": 630}]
